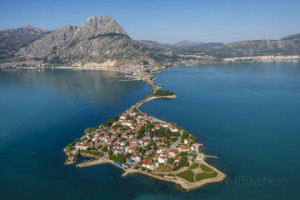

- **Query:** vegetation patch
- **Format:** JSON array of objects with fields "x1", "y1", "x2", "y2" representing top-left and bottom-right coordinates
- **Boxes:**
[
  {"x1": 200, "y1": 164, "x2": 214, "y2": 172},
  {"x1": 195, "y1": 171, "x2": 218, "y2": 181},
  {"x1": 79, "y1": 149, "x2": 101, "y2": 157},
  {"x1": 153, "y1": 90, "x2": 175, "y2": 97},
  {"x1": 155, "y1": 164, "x2": 173, "y2": 172},
  {"x1": 102, "y1": 115, "x2": 120, "y2": 127},
  {"x1": 189, "y1": 162, "x2": 200, "y2": 169},
  {"x1": 177, "y1": 169, "x2": 195, "y2": 182}
]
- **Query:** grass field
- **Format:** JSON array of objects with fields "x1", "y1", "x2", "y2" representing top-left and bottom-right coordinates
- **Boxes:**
[
  {"x1": 189, "y1": 163, "x2": 200, "y2": 169},
  {"x1": 155, "y1": 164, "x2": 173, "y2": 172},
  {"x1": 177, "y1": 169, "x2": 195, "y2": 182},
  {"x1": 177, "y1": 162, "x2": 218, "y2": 182},
  {"x1": 195, "y1": 171, "x2": 218, "y2": 181},
  {"x1": 200, "y1": 164, "x2": 214, "y2": 172}
]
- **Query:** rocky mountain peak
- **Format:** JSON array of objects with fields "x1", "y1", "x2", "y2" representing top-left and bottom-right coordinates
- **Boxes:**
[
  {"x1": 17, "y1": 15, "x2": 157, "y2": 67},
  {"x1": 19, "y1": 24, "x2": 48, "y2": 33},
  {"x1": 72, "y1": 15, "x2": 128, "y2": 41}
]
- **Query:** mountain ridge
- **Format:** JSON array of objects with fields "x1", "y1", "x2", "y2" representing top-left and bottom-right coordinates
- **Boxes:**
[
  {"x1": 17, "y1": 16, "x2": 157, "y2": 67},
  {"x1": 0, "y1": 17, "x2": 299, "y2": 67},
  {"x1": 0, "y1": 25, "x2": 51, "y2": 59}
]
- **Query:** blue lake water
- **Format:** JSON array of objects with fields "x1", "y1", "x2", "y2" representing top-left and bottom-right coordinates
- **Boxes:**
[{"x1": 0, "y1": 63, "x2": 300, "y2": 200}]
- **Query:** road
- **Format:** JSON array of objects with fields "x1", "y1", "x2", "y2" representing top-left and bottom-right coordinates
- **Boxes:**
[{"x1": 166, "y1": 130, "x2": 183, "y2": 153}]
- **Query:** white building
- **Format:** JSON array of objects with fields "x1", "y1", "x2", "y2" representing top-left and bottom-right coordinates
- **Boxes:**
[
  {"x1": 170, "y1": 126, "x2": 178, "y2": 132},
  {"x1": 158, "y1": 156, "x2": 168, "y2": 164},
  {"x1": 131, "y1": 155, "x2": 141, "y2": 162}
]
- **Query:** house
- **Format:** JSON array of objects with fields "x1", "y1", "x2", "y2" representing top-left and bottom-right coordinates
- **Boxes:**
[
  {"x1": 169, "y1": 149, "x2": 179, "y2": 158},
  {"x1": 162, "y1": 123, "x2": 169, "y2": 128},
  {"x1": 144, "y1": 140, "x2": 151, "y2": 147},
  {"x1": 179, "y1": 145, "x2": 190, "y2": 152},
  {"x1": 158, "y1": 156, "x2": 168, "y2": 164},
  {"x1": 156, "y1": 148, "x2": 163, "y2": 154},
  {"x1": 131, "y1": 155, "x2": 142, "y2": 162},
  {"x1": 142, "y1": 159, "x2": 159, "y2": 170},
  {"x1": 174, "y1": 156, "x2": 182, "y2": 163},
  {"x1": 128, "y1": 147, "x2": 139, "y2": 154},
  {"x1": 75, "y1": 141, "x2": 93, "y2": 150},
  {"x1": 119, "y1": 116, "x2": 126, "y2": 120},
  {"x1": 129, "y1": 112, "x2": 136, "y2": 117},
  {"x1": 114, "y1": 148, "x2": 124, "y2": 155},
  {"x1": 170, "y1": 126, "x2": 178, "y2": 132},
  {"x1": 155, "y1": 124, "x2": 161, "y2": 130},
  {"x1": 184, "y1": 139, "x2": 189, "y2": 145}
]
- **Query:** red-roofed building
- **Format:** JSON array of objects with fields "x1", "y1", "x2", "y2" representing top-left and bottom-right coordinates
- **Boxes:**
[{"x1": 169, "y1": 149, "x2": 179, "y2": 158}]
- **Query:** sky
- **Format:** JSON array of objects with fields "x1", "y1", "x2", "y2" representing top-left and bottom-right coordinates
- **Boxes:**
[{"x1": 0, "y1": 0, "x2": 299, "y2": 44}]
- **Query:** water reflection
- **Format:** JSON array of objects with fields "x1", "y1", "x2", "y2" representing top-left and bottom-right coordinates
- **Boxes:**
[{"x1": 0, "y1": 69, "x2": 146, "y2": 105}]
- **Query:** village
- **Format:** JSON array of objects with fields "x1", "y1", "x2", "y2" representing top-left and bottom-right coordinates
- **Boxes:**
[
  {"x1": 64, "y1": 82, "x2": 225, "y2": 190},
  {"x1": 66, "y1": 109, "x2": 204, "y2": 170},
  {"x1": 63, "y1": 66, "x2": 225, "y2": 191}
]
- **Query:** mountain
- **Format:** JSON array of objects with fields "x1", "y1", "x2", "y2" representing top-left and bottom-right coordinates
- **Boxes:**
[
  {"x1": 192, "y1": 37, "x2": 300, "y2": 58},
  {"x1": 281, "y1": 33, "x2": 300, "y2": 40},
  {"x1": 136, "y1": 40, "x2": 172, "y2": 50},
  {"x1": 136, "y1": 40, "x2": 223, "y2": 51},
  {"x1": 172, "y1": 40, "x2": 223, "y2": 50},
  {"x1": 0, "y1": 25, "x2": 50, "y2": 60},
  {"x1": 17, "y1": 16, "x2": 157, "y2": 67},
  {"x1": 136, "y1": 34, "x2": 300, "y2": 66}
]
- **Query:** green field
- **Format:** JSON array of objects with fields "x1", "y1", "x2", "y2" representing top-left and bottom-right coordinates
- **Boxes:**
[
  {"x1": 200, "y1": 164, "x2": 214, "y2": 172},
  {"x1": 195, "y1": 171, "x2": 218, "y2": 181},
  {"x1": 177, "y1": 169, "x2": 195, "y2": 182},
  {"x1": 177, "y1": 162, "x2": 218, "y2": 182},
  {"x1": 189, "y1": 163, "x2": 200, "y2": 169}
]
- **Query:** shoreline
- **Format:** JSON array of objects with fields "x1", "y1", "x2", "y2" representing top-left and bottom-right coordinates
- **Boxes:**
[
  {"x1": 61, "y1": 66, "x2": 226, "y2": 191},
  {"x1": 77, "y1": 155, "x2": 226, "y2": 191}
]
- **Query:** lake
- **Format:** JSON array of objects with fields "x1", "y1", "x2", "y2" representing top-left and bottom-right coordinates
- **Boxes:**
[{"x1": 0, "y1": 62, "x2": 300, "y2": 200}]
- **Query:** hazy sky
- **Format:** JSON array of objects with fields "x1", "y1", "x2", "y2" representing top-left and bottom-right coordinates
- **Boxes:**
[{"x1": 0, "y1": 0, "x2": 299, "y2": 43}]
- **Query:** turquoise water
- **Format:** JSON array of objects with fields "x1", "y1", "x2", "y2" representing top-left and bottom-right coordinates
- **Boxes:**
[{"x1": 0, "y1": 63, "x2": 300, "y2": 200}]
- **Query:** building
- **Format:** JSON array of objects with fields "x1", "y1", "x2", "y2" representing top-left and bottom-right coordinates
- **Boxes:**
[
  {"x1": 170, "y1": 126, "x2": 178, "y2": 132},
  {"x1": 131, "y1": 155, "x2": 142, "y2": 162},
  {"x1": 169, "y1": 149, "x2": 179, "y2": 158},
  {"x1": 114, "y1": 148, "x2": 124, "y2": 155},
  {"x1": 196, "y1": 153, "x2": 205, "y2": 162},
  {"x1": 75, "y1": 141, "x2": 93, "y2": 150},
  {"x1": 184, "y1": 139, "x2": 189, "y2": 145},
  {"x1": 179, "y1": 145, "x2": 190, "y2": 152},
  {"x1": 142, "y1": 160, "x2": 159, "y2": 170},
  {"x1": 158, "y1": 155, "x2": 168, "y2": 164},
  {"x1": 174, "y1": 156, "x2": 182, "y2": 163}
]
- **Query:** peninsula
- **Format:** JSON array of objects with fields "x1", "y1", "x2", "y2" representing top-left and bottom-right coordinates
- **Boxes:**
[{"x1": 63, "y1": 67, "x2": 226, "y2": 191}]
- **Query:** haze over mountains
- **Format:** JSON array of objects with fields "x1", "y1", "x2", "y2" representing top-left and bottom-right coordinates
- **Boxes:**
[
  {"x1": 0, "y1": 15, "x2": 299, "y2": 67},
  {"x1": 0, "y1": 25, "x2": 50, "y2": 59}
]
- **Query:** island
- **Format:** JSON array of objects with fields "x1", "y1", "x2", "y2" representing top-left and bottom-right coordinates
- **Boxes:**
[{"x1": 63, "y1": 67, "x2": 226, "y2": 191}]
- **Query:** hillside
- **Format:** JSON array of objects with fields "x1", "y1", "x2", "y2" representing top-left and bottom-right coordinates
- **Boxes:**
[
  {"x1": 0, "y1": 25, "x2": 50, "y2": 60},
  {"x1": 17, "y1": 16, "x2": 157, "y2": 67}
]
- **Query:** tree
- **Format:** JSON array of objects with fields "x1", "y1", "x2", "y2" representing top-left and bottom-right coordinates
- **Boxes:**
[
  {"x1": 179, "y1": 156, "x2": 189, "y2": 167},
  {"x1": 167, "y1": 158, "x2": 174, "y2": 164}
]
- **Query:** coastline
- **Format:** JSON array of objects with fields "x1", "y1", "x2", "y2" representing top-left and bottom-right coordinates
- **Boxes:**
[{"x1": 61, "y1": 65, "x2": 226, "y2": 191}]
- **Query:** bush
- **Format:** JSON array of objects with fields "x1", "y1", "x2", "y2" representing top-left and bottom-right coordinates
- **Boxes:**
[
  {"x1": 102, "y1": 115, "x2": 120, "y2": 127},
  {"x1": 153, "y1": 90, "x2": 175, "y2": 97}
]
